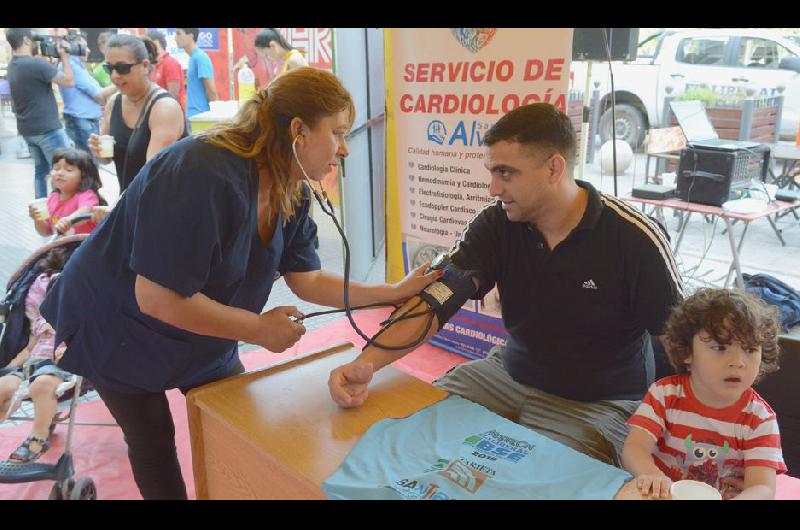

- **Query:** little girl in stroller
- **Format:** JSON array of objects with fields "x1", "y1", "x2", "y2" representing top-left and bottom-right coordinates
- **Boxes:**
[
  {"x1": 28, "y1": 147, "x2": 106, "y2": 237},
  {"x1": 0, "y1": 246, "x2": 77, "y2": 462}
]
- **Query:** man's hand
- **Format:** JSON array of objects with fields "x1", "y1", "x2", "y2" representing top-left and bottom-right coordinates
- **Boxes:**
[
  {"x1": 387, "y1": 262, "x2": 443, "y2": 305},
  {"x1": 249, "y1": 306, "x2": 306, "y2": 353},
  {"x1": 57, "y1": 42, "x2": 71, "y2": 60},
  {"x1": 635, "y1": 473, "x2": 672, "y2": 499},
  {"x1": 328, "y1": 361, "x2": 375, "y2": 408}
]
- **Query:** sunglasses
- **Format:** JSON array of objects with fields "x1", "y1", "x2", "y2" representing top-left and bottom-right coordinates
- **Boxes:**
[{"x1": 102, "y1": 61, "x2": 142, "y2": 75}]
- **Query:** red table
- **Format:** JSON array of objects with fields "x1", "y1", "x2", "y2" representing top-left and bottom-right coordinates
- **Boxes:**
[{"x1": 622, "y1": 195, "x2": 799, "y2": 288}]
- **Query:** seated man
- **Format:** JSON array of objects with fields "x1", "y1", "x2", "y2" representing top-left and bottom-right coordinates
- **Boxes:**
[{"x1": 329, "y1": 103, "x2": 684, "y2": 467}]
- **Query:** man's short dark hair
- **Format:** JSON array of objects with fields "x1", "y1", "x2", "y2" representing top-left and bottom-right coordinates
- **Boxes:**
[
  {"x1": 146, "y1": 30, "x2": 167, "y2": 51},
  {"x1": 5, "y1": 28, "x2": 32, "y2": 50},
  {"x1": 179, "y1": 28, "x2": 199, "y2": 43},
  {"x1": 484, "y1": 103, "x2": 576, "y2": 164}
]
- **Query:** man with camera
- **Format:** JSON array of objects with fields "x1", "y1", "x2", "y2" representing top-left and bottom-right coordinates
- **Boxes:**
[
  {"x1": 57, "y1": 32, "x2": 117, "y2": 157},
  {"x1": 5, "y1": 28, "x2": 74, "y2": 199}
]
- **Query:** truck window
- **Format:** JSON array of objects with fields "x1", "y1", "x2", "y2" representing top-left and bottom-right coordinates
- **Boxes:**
[
  {"x1": 736, "y1": 37, "x2": 795, "y2": 69},
  {"x1": 675, "y1": 37, "x2": 729, "y2": 65}
]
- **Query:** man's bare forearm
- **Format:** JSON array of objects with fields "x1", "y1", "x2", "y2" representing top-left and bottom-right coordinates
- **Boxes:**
[{"x1": 354, "y1": 295, "x2": 439, "y2": 371}]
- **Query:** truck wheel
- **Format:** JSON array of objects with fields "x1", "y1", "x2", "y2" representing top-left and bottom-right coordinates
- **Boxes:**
[{"x1": 599, "y1": 103, "x2": 646, "y2": 150}]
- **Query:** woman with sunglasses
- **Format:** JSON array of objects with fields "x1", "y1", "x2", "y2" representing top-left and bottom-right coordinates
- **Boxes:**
[
  {"x1": 88, "y1": 34, "x2": 187, "y2": 194},
  {"x1": 41, "y1": 67, "x2": 439, "y2": 499}
]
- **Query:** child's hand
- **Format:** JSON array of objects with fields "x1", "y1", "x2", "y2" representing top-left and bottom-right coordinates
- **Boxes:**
[
  {"x1": 635, "y1": 473, "x2": 672, "y2": 498},
  {"x1": 28, "y1": 205, "x2": 39, "y2": 220},
  {"x1": 54, "y1": 217, "x2": 72, "y2": 234}
]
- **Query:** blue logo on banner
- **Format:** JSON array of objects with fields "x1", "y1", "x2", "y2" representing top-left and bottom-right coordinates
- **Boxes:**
[
  {"x1": 197, "y1": 28, "x2": 219, "y2": 51},
  {"x1": 427, "y1": 120, "x2": 447, "y2": 144}
]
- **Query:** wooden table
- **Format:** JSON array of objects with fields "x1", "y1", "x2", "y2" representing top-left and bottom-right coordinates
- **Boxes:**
[
  {"x1": 186, "y1": 342, "x2": 448, "y2": 499},
  {"x1": 187, "y1": 341, "x2": 651, "y2": 500}
]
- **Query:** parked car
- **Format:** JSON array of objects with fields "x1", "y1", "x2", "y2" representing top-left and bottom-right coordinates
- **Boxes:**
[{"x1": 571, "y1": 29, "x2": 800, "y2": 148}]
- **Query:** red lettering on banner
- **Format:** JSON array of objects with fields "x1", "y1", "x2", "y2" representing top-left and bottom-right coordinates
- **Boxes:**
[
  {"x1": 417, "y1": 63, "x2": 430, "y2": 82},
  {"x1": 403, "y1": 64, "x2": 415, "y2": 82},
  {"x1": 524, "y1": 59, "x2": 544, "y2": 81},
  {"x1": 444, "y1": 94, "x2": 460, "y2": 113},
  {"x1": 502, "y1": 94, "x2": 520, "y2": 113},
  {"x1": 486, "y1": 94, "x2": 500, "y2": 114},
  {"x1": 431, "y1": 63, "x2": 445, "y2": 82},
  {"x1": 429, "y1": 94, "x2": 443, "y2": 113},
  {"x1": 545, "y1": 58, "x2": 565, "y2": 80},
  {"x1": 398, "y1": 92, "x2": 567, "y2": 114},
  {"x1": 469, "y1": 61, "x2": 485, "y2": 82},
  {"x1": 449, "y1": 62, "x2": 465, "y2": 82},
  {"x1": 496, "y1": 60, "x2": 513, "y2": 81}
]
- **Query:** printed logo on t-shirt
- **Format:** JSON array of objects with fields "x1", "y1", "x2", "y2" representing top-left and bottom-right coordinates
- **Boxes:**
[{"x1": 582, "y1": 279, "x2": 598, "y2": 290}]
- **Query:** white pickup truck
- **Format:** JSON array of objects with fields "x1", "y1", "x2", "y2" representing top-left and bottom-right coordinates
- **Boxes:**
[{"x1": 570, "y1": 29, "x2": 800, "y2": 148}]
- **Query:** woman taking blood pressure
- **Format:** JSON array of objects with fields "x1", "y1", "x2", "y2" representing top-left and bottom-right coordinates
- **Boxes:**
[{"x1": 41, "y1": 67, "x2": 438, "y2": 500}]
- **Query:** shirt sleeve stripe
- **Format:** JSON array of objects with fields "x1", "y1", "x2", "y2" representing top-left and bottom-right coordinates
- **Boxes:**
[{"x1": 603, "y1": 195, "x2": 685, "y2": 298}]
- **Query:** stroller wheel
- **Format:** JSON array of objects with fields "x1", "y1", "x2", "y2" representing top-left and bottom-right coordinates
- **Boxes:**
[
  {"x1": 69, "y1": 477, "x2": 96, "y2": 500},
  {"x1": 48, "y1": 479, "x2": 74, "y2": 500}
]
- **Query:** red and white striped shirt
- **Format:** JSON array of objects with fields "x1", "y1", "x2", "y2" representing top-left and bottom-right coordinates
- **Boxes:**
[{"x1": 628, "y1": 373, "x2": 786, "y2": 490}]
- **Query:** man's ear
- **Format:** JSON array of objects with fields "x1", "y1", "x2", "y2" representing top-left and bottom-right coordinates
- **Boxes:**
[{"x1": 549, "y1": 154, "x2": 566, "y2": 184}]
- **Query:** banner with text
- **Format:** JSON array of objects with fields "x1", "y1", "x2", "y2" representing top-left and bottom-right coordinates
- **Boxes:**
[{"x1": 386, "y1": 28, "x2": 573, "y2": 360}]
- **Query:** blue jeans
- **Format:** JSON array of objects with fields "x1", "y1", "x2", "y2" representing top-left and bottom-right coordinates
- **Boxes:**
[
  {"x1": 23, "y1": 128, "x2": 70, "y2": 199},
  {"x1": 63, "y1": 114, "x2": 99, "y2": 158}
]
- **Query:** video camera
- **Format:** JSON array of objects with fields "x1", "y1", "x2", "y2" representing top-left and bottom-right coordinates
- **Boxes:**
[{"x1": 32, "y1": 32, "x2": 87, "y2": 59}]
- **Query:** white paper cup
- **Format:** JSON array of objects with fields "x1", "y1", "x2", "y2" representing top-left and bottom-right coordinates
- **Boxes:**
[
  {"x1": 99, "y1": 135, "x2": 115, "y2": 158},
  {"x1": 29, "y1": 198, "x2": 49, "y2": 221},
  {"x1": 670, "y1": 480, "x2": 722, "y2": 500}
]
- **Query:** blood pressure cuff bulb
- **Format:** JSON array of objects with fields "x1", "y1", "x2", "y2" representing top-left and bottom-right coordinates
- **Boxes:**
[{"x1": 417, "y1": 264, "x2": 479, "y2": 330}]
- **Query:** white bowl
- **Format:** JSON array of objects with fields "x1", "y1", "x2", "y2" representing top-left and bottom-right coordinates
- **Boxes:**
[{"x1": 670, "y1": 479, "x2": 722, "y2": 500}]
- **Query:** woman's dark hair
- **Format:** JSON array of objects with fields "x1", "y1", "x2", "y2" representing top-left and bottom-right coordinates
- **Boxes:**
[
  {"x1": 664, "y1": 288, "x2": 780, "y2": 382},
  {"x1": 254, "y1": 28, "x2": 293, "y2": 51},
  {"x1": 50, "y1": 148, "x2": 108, "y2": 206},
  {"x1": 107, "y1": 34, "x2": 157, "y2": 67}
]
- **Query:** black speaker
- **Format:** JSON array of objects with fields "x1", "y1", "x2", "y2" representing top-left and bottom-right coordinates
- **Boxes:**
[{"x1": 572, "y1": 28, "x2": 639, "y2": 61}]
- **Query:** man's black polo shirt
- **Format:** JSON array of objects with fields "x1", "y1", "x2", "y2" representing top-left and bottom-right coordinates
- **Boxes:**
[{"x1": 449, "y1": 180, "x2": 683, "y2": 402}]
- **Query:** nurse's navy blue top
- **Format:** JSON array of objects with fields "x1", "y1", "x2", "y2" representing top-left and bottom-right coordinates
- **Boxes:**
[{"x1": 40, "y1": 136, "x2": 321, "y2": 393}]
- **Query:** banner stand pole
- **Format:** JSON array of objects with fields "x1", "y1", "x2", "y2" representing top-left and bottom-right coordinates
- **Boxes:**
[{"x1": 577, "y1": 61, "x2": 592, "y2": 181}]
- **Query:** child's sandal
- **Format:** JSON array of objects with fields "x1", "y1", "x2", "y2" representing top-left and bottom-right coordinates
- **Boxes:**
[{"x1": 8, "y1": 435, "x2": 50, "y2": 463}]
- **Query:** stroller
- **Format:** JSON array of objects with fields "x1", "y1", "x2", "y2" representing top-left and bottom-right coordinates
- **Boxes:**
[{"x1": 0, "y1": 215, "x2": 113, "y2": 500}]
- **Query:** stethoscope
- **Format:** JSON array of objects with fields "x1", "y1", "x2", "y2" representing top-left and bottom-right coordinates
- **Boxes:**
[{"x1": 290, "y1": 134, "x2": 437, "y2": 350}]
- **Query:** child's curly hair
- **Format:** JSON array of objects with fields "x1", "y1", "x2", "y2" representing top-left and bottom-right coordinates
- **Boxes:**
[{"x1": 664, "y1": 288, "x2": 780, "y2": 382}]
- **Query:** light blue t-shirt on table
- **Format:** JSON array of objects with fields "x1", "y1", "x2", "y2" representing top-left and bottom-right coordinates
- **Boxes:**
[
  {"x1": 58, "y1": 57, "x2": 103, "y2": 120},
  {"x1": 322, "y1": 395, "x2": 632, "y2": 500},
  {"x1": 186, "y1": 47, "x2": 214, "y2": 118}
]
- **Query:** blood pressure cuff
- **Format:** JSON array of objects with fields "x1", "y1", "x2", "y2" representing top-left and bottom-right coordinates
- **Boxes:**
[{"x1": 417, "y1": 264, "x2": 479, "y2": 330}]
